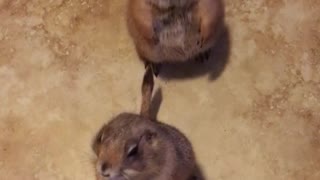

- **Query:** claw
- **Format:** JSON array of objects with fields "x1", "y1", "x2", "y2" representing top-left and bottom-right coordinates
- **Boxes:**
[
  {"x1": 204, "y1": 51, "x2": 210, "y2": 60},
  {"x1": 198, "y1": 18, "x2": 202, "y2": 33},
  {"x1": 194, "y1": 54, "x2": 204, "y2": 63}
]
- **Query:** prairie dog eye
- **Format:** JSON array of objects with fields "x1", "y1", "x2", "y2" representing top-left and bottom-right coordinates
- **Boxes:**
[{"x1": 127, "y1": 144, "x2": 139, "y2": 158}]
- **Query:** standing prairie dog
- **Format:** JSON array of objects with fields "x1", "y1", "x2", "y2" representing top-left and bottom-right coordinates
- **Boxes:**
[
  {"x1": 127, "y1": 0, "x2": 224, "y2": 76},
  {"x1": 92, "y1": 66, "x2": 200, "y2": 180}
]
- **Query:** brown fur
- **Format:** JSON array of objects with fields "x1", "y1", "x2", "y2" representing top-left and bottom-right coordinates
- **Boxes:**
[
  {"x1": 127, "y1": 0, "x2": 224, "y2": 64},
  {"x1": 92, "y1": 113, "x2": 198, "y2": 180},
  {"x1": 92, "y1": 67, "x2": 200, "y2": 180}
]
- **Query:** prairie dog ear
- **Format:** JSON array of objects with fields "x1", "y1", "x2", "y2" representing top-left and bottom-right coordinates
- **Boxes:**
[
  {"x1": 92, "y1": 125, "x2": 107, "y2": 155},
  {"x1": 140, "y1": 130, "x2": 157, "y2": 146}
]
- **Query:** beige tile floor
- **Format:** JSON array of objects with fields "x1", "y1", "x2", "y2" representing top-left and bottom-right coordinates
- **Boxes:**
[{"x1": 0, "y1": 0, "x2": 320, "y2": 179}]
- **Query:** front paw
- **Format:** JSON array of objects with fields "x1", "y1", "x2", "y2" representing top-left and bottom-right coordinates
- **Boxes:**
[{"x1": 195, "y1": 50, "x2": 210, "y2": 63}]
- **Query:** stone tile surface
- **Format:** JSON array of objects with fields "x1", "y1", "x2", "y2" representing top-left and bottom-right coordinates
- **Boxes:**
[{"x1": 0, "y1": 0, "x2": 319, "y2": 179}]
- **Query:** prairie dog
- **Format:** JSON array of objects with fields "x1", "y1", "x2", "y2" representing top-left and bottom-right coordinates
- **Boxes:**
[
  {"x1": 127, "y1": 0, "x2": 224, "y2": 75},
  {"x1": 92, "y1": 66, "x2": 199, "y2": 180}
]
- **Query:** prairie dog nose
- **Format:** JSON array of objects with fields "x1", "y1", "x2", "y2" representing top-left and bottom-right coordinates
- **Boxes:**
[
  {"x1": 97, "y1": 162, "x2": 110, "y2": 177},
  {"x1": 97, "y1": 162, "x2": 124, "y2": 179},
  {"x1": 100, "y1": 163, "x2": 108, "y2": 176},
  {"x1": 101, "y1": 171, "x2": 125, "y2": 180}
]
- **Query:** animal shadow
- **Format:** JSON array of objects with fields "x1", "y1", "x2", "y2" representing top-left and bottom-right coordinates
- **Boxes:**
[
  {"x1": 158, "y1": 24, "x2": 231, "y2": 81},
  {"x1": 193, "y1": 163, "x2": 207, "y2": 180},
  {"x1": 149, "y1": 89, "x2": 207, "y2": 180}
]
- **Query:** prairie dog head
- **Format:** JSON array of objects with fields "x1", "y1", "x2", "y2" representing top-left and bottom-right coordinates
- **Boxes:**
[{"x1": 92, "y1": 114, "x2": 166, "y2": 180}]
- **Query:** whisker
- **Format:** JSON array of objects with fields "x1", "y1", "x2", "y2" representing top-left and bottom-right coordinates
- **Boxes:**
[{"x1": 121, "y1": 172, "x2": 130, "y2": 180}]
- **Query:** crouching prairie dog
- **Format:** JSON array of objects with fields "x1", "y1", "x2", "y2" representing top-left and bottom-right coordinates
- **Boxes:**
[
  {"x1": 127, "y1": 0, "x2": 224, "y2": 76},
  {"x1": 92, "y1": 66, "x2": 201, "y2": 180}
]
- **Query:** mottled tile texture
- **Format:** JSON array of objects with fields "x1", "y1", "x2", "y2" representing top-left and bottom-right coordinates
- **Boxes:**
[{"x1": 0, "y1": 0, "x2": 319, "y2": 180}]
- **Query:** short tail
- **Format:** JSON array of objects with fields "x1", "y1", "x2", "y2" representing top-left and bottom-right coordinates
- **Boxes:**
[{"x1": 140, "y1": 65, "x2": 154, "y2": 120}]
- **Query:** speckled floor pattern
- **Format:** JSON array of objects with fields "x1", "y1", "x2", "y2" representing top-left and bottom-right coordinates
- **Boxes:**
[{"x1": 0, "y1": 0, "x2": 319, "y2": 180}]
